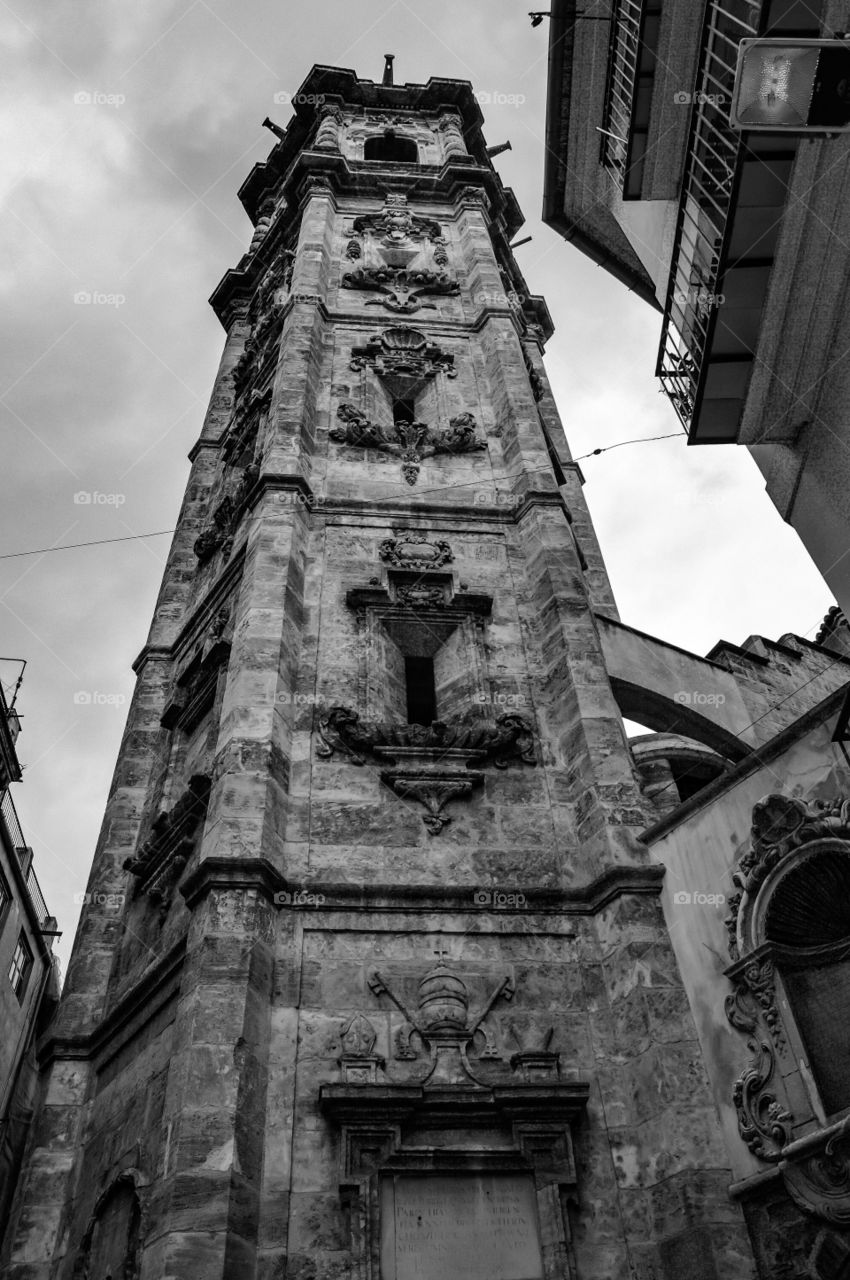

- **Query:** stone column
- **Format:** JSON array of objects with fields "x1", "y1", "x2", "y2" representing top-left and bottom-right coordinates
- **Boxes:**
[{"x1": 438, "y1": 111, "x2": 467, "y2": 158}]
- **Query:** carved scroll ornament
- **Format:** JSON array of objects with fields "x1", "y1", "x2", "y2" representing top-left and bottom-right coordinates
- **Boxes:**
[
  {"x1": 330, "y1": 403, "x2": 485, "y2": 485},
  {"x1": 316, "y1": 707, "x2": 536, "y2": 769}
]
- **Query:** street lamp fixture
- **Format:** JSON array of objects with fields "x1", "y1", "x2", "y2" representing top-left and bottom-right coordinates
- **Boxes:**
[{"x1": 730, "y1": 38, "x2": 850, "y2": 132}]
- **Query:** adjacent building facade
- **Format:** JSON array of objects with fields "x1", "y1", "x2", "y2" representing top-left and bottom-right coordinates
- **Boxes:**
[
  {"x1": 5, "y1": 58, "x2": 850, "y2": 1280},
  {"x1": 543, "y1": 0, "x2": 850, "y2": 615},
  {"x1": 0, "y1": 676, "x2": 60, "y2": 1240}
]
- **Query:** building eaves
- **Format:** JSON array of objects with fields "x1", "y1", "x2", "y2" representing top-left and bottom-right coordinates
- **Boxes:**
[{"x1": 542, "y1": 0, "x2": 661, "y2": 312}]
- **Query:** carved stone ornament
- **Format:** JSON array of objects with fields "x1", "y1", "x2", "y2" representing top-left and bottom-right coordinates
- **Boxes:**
[
  {"x1": 315, "y1": 707, "x2": 536, "y2": 832},
  {"x1": 318, "y1": 954, "x2": 589, "y2": 1280},
  {"x1": 351, "y1": 194, "x2": 443, "y2": 247},
  {"x1": 338, "y1": 1012, "x2": 384, "y2": 1083},
  {"x1": 194, "y1": 461, "x2": 260, "y2": 564},
  {"x1": 378, "y1": 530, "x2": 453, "y2": 568},
  {"x1": 725, "y1": 792, "x2": 850, "y2": 1223},
  {"x1": 349, "y1": 325, "x2": 457, "y2": 393},
  {"x1": 341, "y1": 195, "x2": 456, "y2": 314},
  {"x1": 316, "y1": 707, "x2": 536, "y2": 768},
  {"x1": 394, "y1": 582, "x2": 446, "y2": 609},
  {"x1": 123, "y1": 774, "x2": 211, "y2": 905},
  {"x1": 367, "y1": 954, "x2": 517, "y2": 1082},
  {"x1": 330, "y1": 402, "x2": 485, "y2": 485},
  {"x1": 341, "y1": 264, "x2": 459, "y2": 314},
  {"x1": 726, "y1": 793, "x2": 850, "y2": 961}
]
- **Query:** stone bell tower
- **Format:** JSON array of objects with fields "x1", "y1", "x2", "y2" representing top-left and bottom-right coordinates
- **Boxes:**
[{"x1": 3, "y1": 62, "x2": 758, "y2": 1280}]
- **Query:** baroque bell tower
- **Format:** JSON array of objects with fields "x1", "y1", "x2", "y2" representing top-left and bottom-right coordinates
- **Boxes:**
[{"x1": 4, "y1": 62, "x2": 758, "y2": 1280}]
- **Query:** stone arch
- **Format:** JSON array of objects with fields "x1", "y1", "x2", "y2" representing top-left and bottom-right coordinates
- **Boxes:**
[
  {"x1": 73, "y1": 1170, "x2": 143, "y2": 1280},
  {"x1": 610, "y1": 676, "x2": 747, "y2": 762}
]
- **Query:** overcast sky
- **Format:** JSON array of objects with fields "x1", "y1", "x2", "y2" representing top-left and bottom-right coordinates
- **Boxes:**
[{"x1": 1, "y1": 0, "x2": 833, "y2": 973}]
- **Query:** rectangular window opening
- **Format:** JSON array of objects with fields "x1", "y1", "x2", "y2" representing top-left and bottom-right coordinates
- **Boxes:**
[
  {"x1": 405, "y1": 656, "x2": 436, "y2": 726},
  {"x1": 393, "y1": 398, "x2": 416, "y2": 425},
  {"x1": 9, "y1": 931, "x2": 33, "y2": 1002}
]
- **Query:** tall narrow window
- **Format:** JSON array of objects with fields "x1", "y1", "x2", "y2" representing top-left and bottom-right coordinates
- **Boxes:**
[
  {"x1": 9, "y1": 931, "x2": 33, "y2": 1002},
  {"x1": 766, "y1": 847, "x2": 850, "y2": 1118},
  {"x1": 0, "y1": 869, "x2": 10, "y2": 931},
  {"x1": 405, "y1": 657, "x2": 436, "y2": 726},
  {"x1": 393, "y1": 398, "x2": 416, "y2": 425}
]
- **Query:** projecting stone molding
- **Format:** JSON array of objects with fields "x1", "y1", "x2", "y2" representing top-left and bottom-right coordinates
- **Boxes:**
[
  {"x1": 123, "y1": 773, "x2": 211, "y2": 904},
  {"x1": 316, "y1": 708, "x2": 536, "y2": 833}
]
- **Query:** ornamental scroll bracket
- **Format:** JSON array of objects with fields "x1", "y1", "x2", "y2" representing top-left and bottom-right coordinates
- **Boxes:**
[
  {"x1": 349, "y1": 325, "x2": 457, "y2": 396},
  {"x1": 330, "y1": 402, "x2": 485, "y2": 485},
  {"x1": 315, "y1": 707, "x2": 536, "y2": 833}
]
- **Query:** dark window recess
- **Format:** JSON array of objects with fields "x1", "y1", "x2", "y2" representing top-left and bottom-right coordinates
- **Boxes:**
[
  {"x1": 364, "y1": 134, "x2": 418, "y2": 164},
  {"x1": 405, "y1": 656, "x2": 436, "y2": 726},
  {"x1": 0, "y1": 870, "x2": 9, "y2": 928},
  {"x1": 783, "y1": 959, "x2": 850, "y2": 1117},
  {"x1": 671, "y1": 757, "x2": 725, "y2": 803},
  {"x1": 9, "y1": 931, "x2": 33, "y2": 1002},
  {"x1": 393, "y1": 398, "x2": 416, "y2": 425},
  {"x1": 624, "y1": 1, "x2": 662, "y2": 198}
]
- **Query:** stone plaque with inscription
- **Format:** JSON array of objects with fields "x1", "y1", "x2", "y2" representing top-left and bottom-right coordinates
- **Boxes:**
[{"x1": 380, "y1": 1173, "x2": 545, "y2": 1280}]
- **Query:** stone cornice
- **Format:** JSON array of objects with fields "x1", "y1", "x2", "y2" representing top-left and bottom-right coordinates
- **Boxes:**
[
  {"x1": 180, "y1": 859, "x2": 663, "y2": 915},
  {"x1": 319, "y1": 1079, "x2": 590, "y2": 1128},
  {"x1": 180, "y1": 856, "x2": 287, "y2": 910}
]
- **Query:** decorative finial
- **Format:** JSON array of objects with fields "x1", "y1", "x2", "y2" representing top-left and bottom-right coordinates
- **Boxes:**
[{"x1": 382, "y1": 54, "x2": 395, "y2": 87}]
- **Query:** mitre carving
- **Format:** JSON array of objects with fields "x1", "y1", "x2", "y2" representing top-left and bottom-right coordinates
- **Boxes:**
[
  {"x1": 330, "y1": 402, "x2": 485, "y2": 485},
  {"x1": 338, "y1": 1012, "x2": 384, "y2": 1083},
  {"x1": 367, "y1": 953, "x2": 516, "y2": 1083}
]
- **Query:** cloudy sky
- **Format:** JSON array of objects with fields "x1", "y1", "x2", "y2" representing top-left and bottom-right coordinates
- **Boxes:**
[{"x1": 1, "y1": 0, "x2": 833, "y2": 972}]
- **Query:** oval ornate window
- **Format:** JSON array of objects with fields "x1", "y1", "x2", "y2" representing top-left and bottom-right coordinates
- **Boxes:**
[{"x1": 765, "y1": 845, "x2": 850, "y2": 1118}]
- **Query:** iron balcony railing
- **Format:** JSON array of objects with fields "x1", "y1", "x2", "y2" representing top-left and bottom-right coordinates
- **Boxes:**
[
  {"x1": 600, "y1": 0, "x2": 662, "y2": 197},
  {"x1": 656, "y1": 0, "x2": 759, "y2": 430},
  {"x1": 601, "y1": 0, "x2": 644, "y2": 185},
  {"x1": 1, "y1": 788, "x2": 51, "y2": 929}
]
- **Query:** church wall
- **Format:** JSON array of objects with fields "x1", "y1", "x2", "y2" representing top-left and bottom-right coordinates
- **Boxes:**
[{"x1": 648, "y1": 703, "x2": 850, "y2": 1183}]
